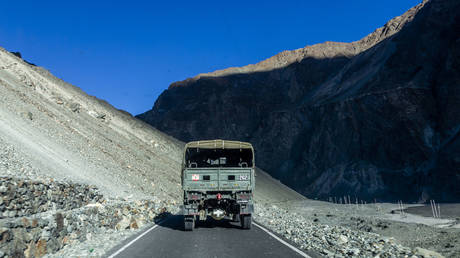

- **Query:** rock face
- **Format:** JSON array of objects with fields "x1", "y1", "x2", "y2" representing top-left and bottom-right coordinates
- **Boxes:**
[{"x1": 138, "y1": 0, "x2": 460, "y2": 202}]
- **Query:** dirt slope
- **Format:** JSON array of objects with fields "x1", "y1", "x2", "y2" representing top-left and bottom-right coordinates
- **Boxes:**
[
  {"x1": 0, "y1": 47, "x2": 185, "y2": 201},
  {"x1": 255, "y1": 168, "x2": 306, "y2": 204}
]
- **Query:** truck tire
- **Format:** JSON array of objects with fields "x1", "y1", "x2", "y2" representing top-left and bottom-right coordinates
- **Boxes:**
[
  {"x1": 184, "y1": 216, "x2": 195, "y2": 231},
  {"x1": 240, "y1": 215, "x2": 252, "y2": 229}
]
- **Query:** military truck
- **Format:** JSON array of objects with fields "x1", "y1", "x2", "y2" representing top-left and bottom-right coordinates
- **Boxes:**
[{"x1": 181, "y1": 139, "x2": 255, "y2": 231}]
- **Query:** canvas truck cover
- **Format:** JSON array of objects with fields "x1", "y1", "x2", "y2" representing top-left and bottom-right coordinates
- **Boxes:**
[
  {"x1": 185, "y1": 139, "x2": 254, "y2": 150},
  {"x1": 184, "y1": 140, "x2": 255, "y2": 168}
]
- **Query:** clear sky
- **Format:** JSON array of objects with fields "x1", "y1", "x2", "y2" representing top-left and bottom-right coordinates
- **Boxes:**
[{"x1": 0, "y1": 0, "x2": 421, "y2": 115}]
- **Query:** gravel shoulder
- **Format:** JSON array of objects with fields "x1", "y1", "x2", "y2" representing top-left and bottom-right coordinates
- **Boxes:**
[{"x1": 256, "y1": 199, "x2": 460, "y2": 257}]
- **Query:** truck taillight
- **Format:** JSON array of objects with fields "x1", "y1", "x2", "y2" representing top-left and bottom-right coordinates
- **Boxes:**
[
  {"x1": 217, "y1": 193, "x2": 222, "y2": 200},
  {"x1": 237, "y1": 193, "x2": 250, "y2": 200},
  {"x1": 189, "y1": 193, "x2": 201, "y2": 200}
]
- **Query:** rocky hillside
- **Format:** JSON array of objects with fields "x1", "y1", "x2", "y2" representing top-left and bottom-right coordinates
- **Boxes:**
[
  {"x1": 0, "y1": 47, "x2": 184, "y2": 201},
  {"x1": 0, "y1": 47, "x2": 186, "y2": 256},
  {"x1": 138, "y1": 0, "x2": 460, "y2": 202}
]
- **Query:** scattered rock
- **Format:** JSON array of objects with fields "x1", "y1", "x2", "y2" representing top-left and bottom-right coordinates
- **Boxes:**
[
  {"x1": 36, "y1": 239, "x2": 47, "y2": 257},
  {"x1": 337, "y1": 235, "x2": 348, "y2": 245},
  {"x1": 130, "y1": 219, "x2": 139, "y2": 229},
  {"x1": 68, "y1": 102, "x2": 81, "y2": 113},
  {"x1": 97, "y1": 113, "x2": 106, "y2": 120},
  {"x1": 413, "y1": 247, "x2": 444, "y2": 258},
  {"x1": 116, "y1": 216, "x2": 131, "y2": 231},
  {"x1": 254, "y1": 204, "x2": 420, "y2": 257},
  {"x1": 87, "y1": 110, "x2": 106, "y2": 120},
  {"x1": 21, "y1": 218, "x2": 30, "y2": 228},
  {"x1": 24, "y1": 241, "x2": 36, "y2": 258},
  {"x1": 0, "y1": 185, "x2": 6, "y2": 193}
]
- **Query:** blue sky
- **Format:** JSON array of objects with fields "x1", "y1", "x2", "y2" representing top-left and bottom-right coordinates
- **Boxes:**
[{"x1": 0, "y1": 0, "x2": 421, "y2": 115}]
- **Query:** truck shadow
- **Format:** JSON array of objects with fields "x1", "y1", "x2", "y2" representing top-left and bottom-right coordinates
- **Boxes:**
[
  {"x1": 158, "y1": 213, "x2": 242, "y2": 231},
  {"x1": 196, "y1": 217, "x2": 241, "y2": 229}
]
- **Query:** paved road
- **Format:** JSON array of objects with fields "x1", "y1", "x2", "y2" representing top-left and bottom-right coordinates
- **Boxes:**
[
  {"x1": 106, "y1": 215, "x2": 318, "y2": 258},
  {"x1": 405, "y1": 204, "x2": 460, "y2": 219}
]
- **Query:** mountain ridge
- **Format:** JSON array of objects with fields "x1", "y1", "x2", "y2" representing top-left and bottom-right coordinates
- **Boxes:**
[
  {"x1": 138, "y1": 0, "x2": 460, "y2": 202},
  {"x1": 170, "y1": 0, "x2": 427, "y2": 89}
]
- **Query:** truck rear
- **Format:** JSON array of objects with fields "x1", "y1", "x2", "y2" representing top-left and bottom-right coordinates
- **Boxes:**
[{"x1": 181, "y1": 140, "x2": 255, "y2": 231}]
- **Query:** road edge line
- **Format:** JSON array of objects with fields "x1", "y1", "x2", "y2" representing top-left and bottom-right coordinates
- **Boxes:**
[
  {"x1": 107, "y1": 219, "x2": 165, "y2": 258},
  {"x1": 253, "y1": 222, "x2": 312, "y2": 258}
]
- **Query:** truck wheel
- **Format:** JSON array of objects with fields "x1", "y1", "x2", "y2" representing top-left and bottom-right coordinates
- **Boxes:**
[
  {"x1": 240, "y1": 215, "x2": 252, "y2": 229},
  {"x1": 184, "y1": 216, "x2": 195, "y2": 231}
]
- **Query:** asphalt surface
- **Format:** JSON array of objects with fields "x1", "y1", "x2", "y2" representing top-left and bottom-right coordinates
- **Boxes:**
[{"x1": 106, "y1": 215, "x2": 318, "y2": 258}]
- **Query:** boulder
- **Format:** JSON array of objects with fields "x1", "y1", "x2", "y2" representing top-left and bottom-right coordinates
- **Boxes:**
[
  {"x1": 413, "y1": 247, "x2": 444, "y2": 258},
  {"x1": 115, "y1": 216, "x2": 131, "y2": 230}
]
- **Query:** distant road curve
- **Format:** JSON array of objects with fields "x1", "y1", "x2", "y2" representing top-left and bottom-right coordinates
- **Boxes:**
[{"x1": 106, "y1": 215, "x2": 319, "y2": 258}]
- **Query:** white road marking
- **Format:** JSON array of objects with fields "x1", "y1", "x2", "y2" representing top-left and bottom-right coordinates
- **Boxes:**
[
  {"x1": 109, "y1": 219, "x2": 311, "y2": 258},
  {"x1": 253, "y1": 222, "x2": 312, "y2": 258},
  {"x1": 108, "y1": 221, "x2": 163, "y2": 258}
]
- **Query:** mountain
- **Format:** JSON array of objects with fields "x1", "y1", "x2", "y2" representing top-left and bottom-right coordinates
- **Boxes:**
[{"x1": 137, "y1": 0, "x2": 460, "y2": 202}]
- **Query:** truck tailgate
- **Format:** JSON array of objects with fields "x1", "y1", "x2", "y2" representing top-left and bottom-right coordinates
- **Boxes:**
[{"x1": 183, "y1": 168, "x2": 253, "y2": 191}]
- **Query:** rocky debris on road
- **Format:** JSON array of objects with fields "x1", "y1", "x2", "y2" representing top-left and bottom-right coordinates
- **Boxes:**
[{"x1": 254, "y1": 203, "x2": 445, "y2": 257}]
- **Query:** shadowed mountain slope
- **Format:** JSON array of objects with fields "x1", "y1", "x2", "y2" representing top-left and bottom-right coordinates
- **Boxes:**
[{"x1": 138, "y1": 0, "x2": 460, "y2": 202}]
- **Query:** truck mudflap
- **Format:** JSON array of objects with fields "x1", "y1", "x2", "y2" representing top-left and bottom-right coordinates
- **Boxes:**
[{"x1": 239, "y1": 203, "x2": 254, "y2": 215}]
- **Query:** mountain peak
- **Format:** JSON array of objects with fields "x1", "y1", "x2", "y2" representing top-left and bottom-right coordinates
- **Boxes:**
[{"x1": 170, "y1": 0, "x2": 427, "y2": 89}]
